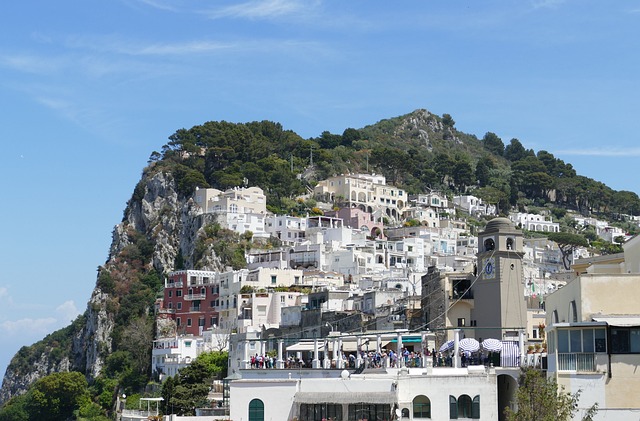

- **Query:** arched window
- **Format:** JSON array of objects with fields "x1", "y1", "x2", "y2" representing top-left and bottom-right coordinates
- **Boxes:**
[
  {"x1": 458, "y1": 395, "x2": 472, "y2": 418},
  {"x1": 413, "y1": 395, "x2": 431, "y2": 418},
  {"x1": 449, "y1": 395, "x2": 457, "y2": 419},
  {"x1": 553, "y1": 310, "x2": 559, "y2": 324},
  {"x1": 401, "y1": 408, "x2": 410, "y2": 418},
  {"x1": 484, "y1": 238, "x2": 495, "y2": 252},
  {"x1": 248, "y1": 398, "x2": 264, "y2": 421},
  {"x1": 570, "y1": 300, "x2": 578, "y2": 323},
  {"x1": 506, "y1": 238, "x2": 514, "y2": 250}
]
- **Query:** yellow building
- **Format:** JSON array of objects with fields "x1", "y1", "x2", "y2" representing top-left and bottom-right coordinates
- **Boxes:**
[{"x1": 544, "y1": 234, "x2": 640, "y2": 418}]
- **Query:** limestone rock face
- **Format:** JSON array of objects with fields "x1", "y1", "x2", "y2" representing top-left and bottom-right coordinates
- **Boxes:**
[{"x1": 0, "y1": 167, "x2": 224, "y2": 404}]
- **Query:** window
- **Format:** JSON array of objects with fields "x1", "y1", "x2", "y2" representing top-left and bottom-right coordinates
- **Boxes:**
[
  {"x1": 413, "y1": 395, "x2": 431, "y2": 418},
  {"x1": 187, "y1": 318, "x2": 192, "y2": 327},
  {"x1": 506, "y1": 238, "x2": 514, "y2": 250},
  {"x1": 450, "y1": 395, "x2": 479, "y2": 419},
  {"x1": 611, "y1": 327, "x2": 640, "y2": 353},
  {"x1": 176, "y1": 290, "x2": 182, "y2": 297},
  {"x1": 248, "y1": 399, "x2": 264, "y2": 421},
  {"x1": 570, "y1": 301, "x2": 578, "y2": 323},
  {"x1": 299, "y1": 403, "x2": 342, "y2": 421},
  {"x1": 458, "y1": 395, "x2": 472, "y2": 418},
  {"x1": 176, "y1": 318, "x2": 181, "y2": 326},
  {"x1": 347, "y1": 403, "x2": 390, "y2": 421},
  {"x1": 177, "y1": 302, "x2": 182, "y2": 310},
  {"x1": 457, "y1": 318, "x2": 466, "y2": 327},
  {"x1": 199, "y1": 317, "x2": 205, "y2": 327},
  {"x1": 483, "y1": 238, "x2": 495, "y2": 252},
  {"x1": 168, "y1": 291, "x2": 172, "y2": 298},
  {"x1": 271, "y1": 275, "x2": 277, "y2": 284}
]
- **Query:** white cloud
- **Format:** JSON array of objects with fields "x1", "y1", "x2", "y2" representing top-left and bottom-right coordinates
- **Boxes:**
[
  {"x1": 203, "y1": 0, "x2": 311, "y2": 20},
  {"x1": 1, "y1": 317, "x2": 58, "y2": 336},
  {"x1": 0, "y1": 287, "x2": 8, "y2": 300},
  {"x1": 0, "y1": 301, "x2": 81, "y2": 337},
  {"x1": 530, "y1": 0, "x2": 566, "y2": 10},
  {"x1": 56, "y1": 300, "x2": 81, "y2": 324}
]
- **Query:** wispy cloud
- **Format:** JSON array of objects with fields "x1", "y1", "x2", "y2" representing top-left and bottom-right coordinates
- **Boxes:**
[
  {"x1": 1, "y1": 317, "x2": 58, "y2": 336},
  {"x1": 555, "y1": 147, "x2": 640, "y2": 157},
  {"x1": 531, "y1": 0, "x2": 566, "y2": 10},
  {"x1": 0, "y1": 300, "x2": 81, "y2": 337},
  {"x1": 203, "y1": 0, "x2": 313, "y2": 20}
]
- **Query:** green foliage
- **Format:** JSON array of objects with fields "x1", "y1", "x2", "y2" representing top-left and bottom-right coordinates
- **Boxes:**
[
  {"x1": 25, "y1": 372, "x2": 89, "y2": 421},
  {"x1": 547, "y1": 232, "x2": 589, "y2": 270},
  {"x1": 0, "y1": 394, "x2": 29, "y2": 421},
  {"x1": 161, "y1": 352, "x2": 228, "y2": 415},
  {"x1": 504, "y1": 368, "x2": 597, "y2": 421}
]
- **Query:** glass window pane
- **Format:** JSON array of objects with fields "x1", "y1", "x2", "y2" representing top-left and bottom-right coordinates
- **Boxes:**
[
  {"x1": 582, "y1": 329, "x2": 594, "y2": 352},
  {"x1": 570, "y1": 330, "x2": 582, "y2": 352},
  {"x1": 595, "y1": 329, "x2": 607, "y2": 352},
  {"x1": 611, "y1": 328, "x2": 630, "y2": 353},
  {"x1": 631, "y1": 329, "x2": 640, "y2": 353},
  {"x1": 558, "y1": 330, "x2": 569, "y2": 353}
]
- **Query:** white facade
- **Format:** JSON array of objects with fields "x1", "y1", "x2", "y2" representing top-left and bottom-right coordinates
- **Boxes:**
[
  {"x1": 313, "y1": 173, "x2": 408, "y2": 221},
  {"x1": 152, "y1": 336, "x2": 200, "y2": 379},
  {"x1": 230, "y1": 366, "x2": 501, "y2": 420},
  {"x1": 264, "y1": 214, "x2": 308, "y2": 245},
  {"x1": 509, "y1": 212, "x2": 560, "y2": 233},
  {"x1": 194, "y1": 186, "x2": 266, "y2": 214},
  {"x1": 453, "y1": 195, "x2": 497, "y2": 216}
]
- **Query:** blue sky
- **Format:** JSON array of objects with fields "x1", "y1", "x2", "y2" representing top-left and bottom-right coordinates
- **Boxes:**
[{"x1": 1, "y1": 0, "x2": 639, "y2": 378}]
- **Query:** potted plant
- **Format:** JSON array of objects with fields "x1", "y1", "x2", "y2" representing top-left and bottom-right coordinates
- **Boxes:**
[{"x1": 527, "y1": 345, "x2": 535, "y2": 354}]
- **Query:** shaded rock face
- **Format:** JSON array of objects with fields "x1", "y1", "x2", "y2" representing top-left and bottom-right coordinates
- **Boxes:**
[{"x1": 0, "y1": 169, "x2": 224, "y2": 404}]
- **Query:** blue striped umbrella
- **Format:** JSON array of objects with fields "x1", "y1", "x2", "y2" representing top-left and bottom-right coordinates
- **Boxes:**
[
  {"x1": 481, "y1": 338, "x2": 502, "y2": 352},
  {"x1": 459, "y1": 338, "x2": 480, "y2": 352},
  {"x1": 438, "y1": 340, "x2": 454, "y2": 352}
]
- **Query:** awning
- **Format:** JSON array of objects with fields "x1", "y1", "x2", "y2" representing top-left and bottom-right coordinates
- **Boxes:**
[
  {"x1": 286, "y1": 342, "x2": 326, "y2": 352},
  {"x1": 390, "y1": 337, "x2": 422, "y2": 343},
  {"x1": 592, "y1": 315, "x2": 640, "y2": 327},
  {"x1": 287, "y1": 340, "x2": 390, "y2": 352},
  {"x1": 294, "y1": 391, "x2": 396, "y2": 404}
]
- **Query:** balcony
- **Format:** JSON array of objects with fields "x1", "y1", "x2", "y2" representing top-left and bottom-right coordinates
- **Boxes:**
[
  {"x1": 184, "y1": 293, "x2": 206, "y2": 301},
  {"x1": 557, "y1": 353, "x2": 596, "y2": 372}
]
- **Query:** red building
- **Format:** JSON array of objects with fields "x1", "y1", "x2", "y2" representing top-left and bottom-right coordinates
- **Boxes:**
[{"x1": 163, "y1": 270, "x2": 220, "y2": 336}]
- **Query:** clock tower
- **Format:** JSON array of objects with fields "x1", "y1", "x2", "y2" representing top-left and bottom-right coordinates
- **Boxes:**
[{"x1": 472, "y1": 217, "x2": 526, "y2": 340}]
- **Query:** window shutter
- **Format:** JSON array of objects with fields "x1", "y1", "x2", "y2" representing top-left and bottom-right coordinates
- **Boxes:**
[
  {"x1": 472, "y1": 395, "x2": 480, "y2": 419},
  {"x1": 449, "y1": 395, "x2": 458, "y2": 419}
]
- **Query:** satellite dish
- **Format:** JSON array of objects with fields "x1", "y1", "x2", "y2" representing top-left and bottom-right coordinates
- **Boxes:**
[{"x1": 395, "y1": 408, "x2": 402, "y2": 418}]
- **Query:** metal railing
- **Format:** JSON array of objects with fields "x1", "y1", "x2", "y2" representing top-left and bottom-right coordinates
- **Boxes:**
[{"x1": 557, "y1": 353, "x2": 596, "y2": 372}]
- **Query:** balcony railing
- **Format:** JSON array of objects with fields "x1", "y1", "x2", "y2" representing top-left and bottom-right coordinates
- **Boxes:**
[
  {"x1": 184, "y1": 293, "x2": 206, "y2": 301},
  {"x1": 557, "y1": 353, "x2": 596, "y2": 372}
]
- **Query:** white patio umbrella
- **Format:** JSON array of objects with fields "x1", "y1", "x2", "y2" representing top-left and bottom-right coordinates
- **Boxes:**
[
  {"x1": 481, "y1": 338, "x2": 502, "y2": 352},
  {"x1": 458, "y1": 338, "x2": 480, "y2": 352}
]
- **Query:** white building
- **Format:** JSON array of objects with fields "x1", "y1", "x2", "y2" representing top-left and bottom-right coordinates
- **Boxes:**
[
  {"x1": 193, "y1": 186, "x2": 268, "y2": 237},
  {"x1": 314, "y1": 173, "x2": 408, "y2": 222},
  {"x1": 151, "y1": 335, "x2": 200, "y2": 379},
  {"x1": 264, "y1": 214, "x2": 308, "y2": 245},
  {"x1": 453, "y1": 195, "x2": 496, "y2": 217},
  {"x1": 509, "y1": 212, "x2": 560, "y2": 233}
]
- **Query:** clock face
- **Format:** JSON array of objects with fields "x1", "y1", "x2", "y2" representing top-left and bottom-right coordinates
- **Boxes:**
[{"x1": 483, "y1": 257, "x2": 496, "y2": 279}]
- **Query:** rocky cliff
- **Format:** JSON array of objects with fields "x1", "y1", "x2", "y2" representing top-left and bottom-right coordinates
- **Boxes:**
[{"x1": 0, "y1": 167, "x2": 223, "y2": 404}]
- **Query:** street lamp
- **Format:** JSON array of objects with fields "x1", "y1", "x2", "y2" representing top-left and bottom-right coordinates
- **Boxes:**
[{"x1": 325, "y1": 322, "x2": 335, "y2": 332}]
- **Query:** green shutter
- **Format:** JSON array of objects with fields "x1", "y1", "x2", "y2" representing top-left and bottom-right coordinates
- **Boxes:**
[
  {"x1": 449, "y1": 395, "x2": 458, "y2": 419},
  {"x1": 472, "y1": 395, "x2": 480, "y2": 419}
]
